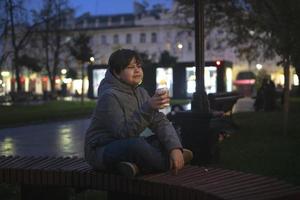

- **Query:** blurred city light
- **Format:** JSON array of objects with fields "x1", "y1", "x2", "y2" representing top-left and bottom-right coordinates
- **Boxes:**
[
  {"x1": 177, "y1": 43, "x2": 183, "y2": 49},
  {"x1": 90, "y1": 57, "x2": 95, "y2": 63},
  {"x1": 256, "y1": 64, "x2": 262, "y2": 70},
  {"x1": 61, "y1": 69, "x2": 67, "y2": 75},
  {"x1": 1, "y1": 71, "x2": 10, "y2": 77},
  {"x1": 63, "y1": 78, "x2": 72, "y2": 84}
]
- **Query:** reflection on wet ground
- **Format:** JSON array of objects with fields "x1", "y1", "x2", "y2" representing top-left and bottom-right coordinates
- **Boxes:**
[
  {"x1": 0, "y1": 98, "x2": 250, "y2": 157},
  {"x1": 0, "y1": 118, "x2": 90, "y2": 157},
  {"x1": 0, "y1": 105, "x2": 176, "y2": 158}
]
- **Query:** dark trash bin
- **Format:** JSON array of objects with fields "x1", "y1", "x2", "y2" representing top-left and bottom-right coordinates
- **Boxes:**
[{"x1": 170, "y1": 111, "x2": 218, "y2": 165}]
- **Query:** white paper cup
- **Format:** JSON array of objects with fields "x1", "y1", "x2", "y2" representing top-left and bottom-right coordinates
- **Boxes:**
[{"x1": 155, "y1": 87, "x2": 170, "y2": 108}]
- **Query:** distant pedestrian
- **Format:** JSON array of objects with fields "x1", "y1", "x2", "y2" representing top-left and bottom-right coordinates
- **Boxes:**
[
  {"x1": 254, "y1": 78, "x2": 276, "y2": 111},
  {"x1": 264, "y1": 80, "x2": 276, "y2": 111}
]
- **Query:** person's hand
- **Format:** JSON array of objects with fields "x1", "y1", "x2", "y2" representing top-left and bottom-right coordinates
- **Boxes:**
[
  {"x1": 148, "y1": 90, "x2": 170, "y2": 109},
  {"x1": 169, "y1": 149, "x2": 184, "y2": 175}
]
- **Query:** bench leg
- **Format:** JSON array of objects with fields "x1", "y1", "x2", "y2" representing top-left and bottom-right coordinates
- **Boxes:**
[{"x1": 21, "y1": 184, "x2": 72, "y2": 200}]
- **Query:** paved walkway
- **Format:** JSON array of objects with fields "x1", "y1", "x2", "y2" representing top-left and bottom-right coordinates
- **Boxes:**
[
  {"x1": 0, "y1": 98, "x2": 254, "y2": 158},
  {"x1": 0, "y1": 118, "x2": 90, "y2": 157}
]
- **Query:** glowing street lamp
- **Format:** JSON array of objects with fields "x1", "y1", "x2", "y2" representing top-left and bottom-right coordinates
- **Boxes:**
[
  {"x1": 61, "y1": 69, "x2": 67, "y2": 75},
  {"x1": 256, "y1": 64, "x2": 262, "y2": 70},
  {"x1": 177, "y1": 43, "x2": 183, "y2": 49},
  {"x1": 90, "y1": 57, "x2": 95, "y2": 63},
  {"x1": 1, "y1": 71, "x2": 10, "y2": 77}
]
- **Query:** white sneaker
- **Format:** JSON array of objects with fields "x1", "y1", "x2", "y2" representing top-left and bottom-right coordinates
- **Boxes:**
[
  {"x1": 183, "y1": 149, "x2": 193, "y2": 164},
  {"x1": 117, "y1": 162, "x2": 139, "y2": 177}
]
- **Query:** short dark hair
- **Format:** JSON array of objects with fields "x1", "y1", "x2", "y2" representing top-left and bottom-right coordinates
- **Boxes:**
[{"x1": 108, "y1": 49, "x2": 142, "y2": 74}]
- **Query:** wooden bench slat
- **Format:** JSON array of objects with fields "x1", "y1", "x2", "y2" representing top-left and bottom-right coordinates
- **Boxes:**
[
  {"x1": 209, "y1": 174, "x2": 281, "y2": 193},
  {"x1": 221, "y1": 182, "x2": 297, "y2": 200},
  {"x1": 236, "y1": 188, "x2": 300, "y2": 200},
  {"x1": 197, "y1": 172, "x2": 276, "y2": 191}
]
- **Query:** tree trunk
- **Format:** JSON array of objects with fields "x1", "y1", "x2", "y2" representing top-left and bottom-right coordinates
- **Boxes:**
[
  {"x1": 283, "y1": 59, "x2": 290, "y2": 136},
  {"x1": 14, "y1": 54, "x2": 22, "y2": 92},
  {"x1": 8, "y1": 0, "x2": 21, "y2": 92}
]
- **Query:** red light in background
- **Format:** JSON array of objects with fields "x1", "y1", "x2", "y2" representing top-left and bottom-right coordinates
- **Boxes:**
[
  {"x1": 42, "y1": 77, "x2": 48, "y2": 82},
  {"x1": 233, "y1": 79, "x2": 256, "y2": 85},
  {"x1": 216, "y1": 60, "x2": 221, "y2": 66},
  {"x1": 20, "y1": 76, "x2": 25, "y2": 83}
]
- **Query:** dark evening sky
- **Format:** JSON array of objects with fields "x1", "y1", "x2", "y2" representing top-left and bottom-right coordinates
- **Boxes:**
[{"x1": 27, "y1": 0, "x2": 173, "y2": 16}]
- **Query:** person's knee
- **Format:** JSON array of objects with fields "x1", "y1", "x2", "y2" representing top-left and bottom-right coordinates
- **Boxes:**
[{"x1": 128, "y1": 137, "x2": 149, "y2": 152}]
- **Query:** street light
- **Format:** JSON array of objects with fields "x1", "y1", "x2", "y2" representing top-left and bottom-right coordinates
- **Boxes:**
[
  {"x1": 61, "y1": 69, "x2": 67, "y2": 75},
  {"x1": 90, "y1": 56, "x2": 95, "y2": 63},
  {"x1": 177, "y1": 43, "x2": 183, "y2": 49},
  {"x1": 256, "y1": 64, "x2": 262, "y2": 70}
]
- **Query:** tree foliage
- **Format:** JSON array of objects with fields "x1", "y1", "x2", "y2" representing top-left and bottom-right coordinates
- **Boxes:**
[
  {"x1": 33, "y1": 0, "x2": 71, "y2": 97},
  {"x1": 5, "y1": 0, "x2": 38, "y2": 92},
  {"x1": 17, "y1": 54, "x2": 42, "y2": 72},
  {"x1": 159, "y1": 50, "x2": 177, "y2": 67},
  {"x1": 176, "y1": 0, "x2": 300, "y2": 134},
  {"x1": 68, "y1": 33, "x2": 93, "y2": 63},
  {"x1": 67, "y1": 33, "x2": 93, "y2": 105}
]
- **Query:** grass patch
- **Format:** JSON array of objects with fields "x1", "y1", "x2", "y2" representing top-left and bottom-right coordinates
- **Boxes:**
[
  {"x1": 0, "y1": 99, "x2": 190, "y2": 129},
  {"x1": 0, "y1": 100, "x2": 96, "y2": 129},
  {"x1": 216, "y1": 97, "x2": 300, "y2": 186}
]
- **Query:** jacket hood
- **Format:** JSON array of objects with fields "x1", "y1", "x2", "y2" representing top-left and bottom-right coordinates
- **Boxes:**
[{"x1": 98, "y1": 69, "x2": 137, "y2": 96}]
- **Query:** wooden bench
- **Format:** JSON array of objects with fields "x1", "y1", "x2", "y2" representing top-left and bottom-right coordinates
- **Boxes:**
[{"x1": 1, "y1": 156, "x2": 299, "y2": 200}]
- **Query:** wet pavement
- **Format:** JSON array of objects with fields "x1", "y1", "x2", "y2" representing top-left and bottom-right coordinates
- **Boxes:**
[
  {"x1": 0, "y1": 98, "x2": 253, "y2": 158},
  {"x1": 0, "y1": 106, "x2": 172, "y2": 158},
  {"x1": 0, "y1": 118, "x2": 90, "y2": 157}
]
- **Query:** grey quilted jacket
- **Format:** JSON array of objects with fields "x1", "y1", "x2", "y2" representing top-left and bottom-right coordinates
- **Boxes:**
[{"x1": 84, "y1": 70, "x2": 182, "y2": 169}]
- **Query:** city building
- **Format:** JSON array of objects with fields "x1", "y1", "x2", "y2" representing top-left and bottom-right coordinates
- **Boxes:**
[{"x1": 0, "y1": 1, "x2": 298, "y2": 98}]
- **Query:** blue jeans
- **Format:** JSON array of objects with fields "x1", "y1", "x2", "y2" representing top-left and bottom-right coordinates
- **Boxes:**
[{"x1": 102, "y1": 136, "x2": 170, "y2": 173}]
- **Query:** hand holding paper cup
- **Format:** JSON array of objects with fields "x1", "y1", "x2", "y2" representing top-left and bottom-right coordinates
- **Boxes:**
[{"x1": 155, "y1": 86, "x2": 170, "y2": 109}]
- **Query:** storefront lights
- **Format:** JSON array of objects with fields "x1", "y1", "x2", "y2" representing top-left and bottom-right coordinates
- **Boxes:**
[
  {"x1": 1, "y1": 71, "x2": 10, "y2": 77},
  {"x1": 63, "y1": 78, "x2": 72, "y2": 84}
]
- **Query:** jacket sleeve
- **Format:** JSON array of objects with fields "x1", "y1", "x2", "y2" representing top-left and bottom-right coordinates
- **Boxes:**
[
  {"x1": 94, "y1": 91, "x2": 155, "y2": 139},
  {"x1": 149, "y1": 111, "x2": 183, "y2": 153},
  {"x1": 138, "y1": 89, "x2": 183, "y2": 153}
]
